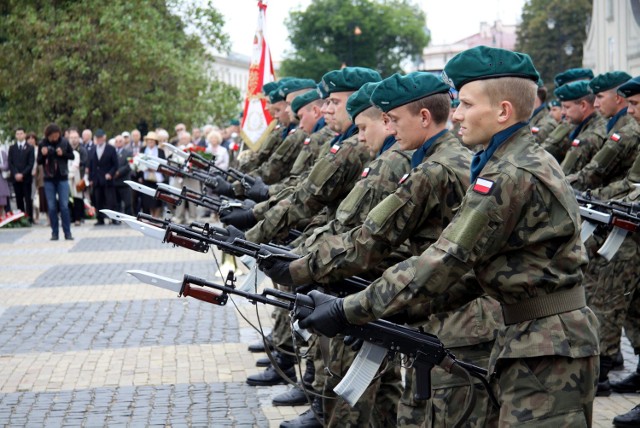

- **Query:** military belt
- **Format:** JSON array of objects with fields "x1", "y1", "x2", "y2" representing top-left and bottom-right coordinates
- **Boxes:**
[{"x1": 502, "y1": 286, "x2": 586, "y2": 325}]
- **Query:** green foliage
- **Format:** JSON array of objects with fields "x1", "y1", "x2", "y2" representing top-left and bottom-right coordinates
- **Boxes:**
[
  {"x1": 0, "y1": 0, "x2": 240, "y2": 137},
  {"x1": 280, "y1": 0, "x2": 429, "y2": 80},
  {"x1": 516, "y1": 0, "x2": 593, "y2": 86}
]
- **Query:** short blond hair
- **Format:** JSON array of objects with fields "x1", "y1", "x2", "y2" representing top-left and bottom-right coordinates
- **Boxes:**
[
  {"x1": 207, "y1": 130, "x2": 222, "y2": 145},
  {"x1": 481, "y1": 77, "x2": 537, "y2": 122}
]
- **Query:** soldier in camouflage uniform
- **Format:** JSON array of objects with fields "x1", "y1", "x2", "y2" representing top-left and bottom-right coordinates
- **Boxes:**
[
  {"x1": 555, "y1": 80, "x2": 608, "y2": 175},
  {"x1": 568, "y1": 71, "x2": 636, "y2": 191},
  {"x1": 541, "y1": 68, "x2": 594, "y2": 162},
  {"x1": 292, "y1": 46, "x2": 600, "y2": 426},
  {"x1": 529, "y1": 82, "x2": 557, "y2": 143}
]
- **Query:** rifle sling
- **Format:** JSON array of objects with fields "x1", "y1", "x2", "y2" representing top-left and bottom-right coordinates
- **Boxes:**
[{"x1": 501, "y1": 286, "x2": 586, "y2": 325}]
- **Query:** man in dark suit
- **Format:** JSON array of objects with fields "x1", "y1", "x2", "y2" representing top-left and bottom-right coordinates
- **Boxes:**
[
  {"x1": 8, "y1": 127, "x2": 35, "y2": 223},
  {"x1": 89, "y1": 129, "x2": 118, "y2": 225},
  {"x1": 113, "y1": 134, "x2": 133, "y2": 217}
]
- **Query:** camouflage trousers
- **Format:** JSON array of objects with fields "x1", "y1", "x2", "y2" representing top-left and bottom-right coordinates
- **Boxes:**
[
  {"x1": 487, "y1": 355, "x2": 598, "y2": 427},
  {"x1": 584, "y1": 234, "x2": 640, "y2": 357},
  {"x1": 321, "y1": 335, "x2": 401, "y2": 427},
  {"x1": 397, "y1": 341, "x2": 493, "y2": 428},
  {"x1": 271, "y1": 307, "x2": 294, "y2": 352},
  {"x1": 624, "y1": 288, "x2": 640, "y2": 353}
]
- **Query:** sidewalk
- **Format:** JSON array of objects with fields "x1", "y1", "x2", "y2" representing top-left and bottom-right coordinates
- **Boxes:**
[{"x1": 0, "y1": 222, "x2": 638, "y2": 427}]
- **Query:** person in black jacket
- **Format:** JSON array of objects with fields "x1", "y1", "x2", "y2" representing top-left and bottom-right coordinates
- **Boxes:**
[
  {"x1": 8, "y1": 127, "x2": 35, "y2": 223},
  {"x1": 113, "y1": 134, "x2": 133, "y2": 216},
  {"x1": 37, "y1": 123, "x2": 75, "y2": 240},
  {"x1": 89, "y1": 129, "x2": 118, "y2": 225}
]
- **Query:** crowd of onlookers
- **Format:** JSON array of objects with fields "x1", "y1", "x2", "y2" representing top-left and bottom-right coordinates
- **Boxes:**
[{"x1": 0, "y1": 121, "x2": 242, "y2": 239}]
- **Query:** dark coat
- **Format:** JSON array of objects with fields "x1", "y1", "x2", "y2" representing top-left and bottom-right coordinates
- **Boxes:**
[
  {"x1": 114, "y1": 147, "x2": 133, "y2": 186},
  {"x1": 37, "y1": 137, "x2": 75, "y2": 181},
  {"x1": 8, "y1": 141, "x2": 35, "y2": 180},
  {"x1": 89, "y1": 143, "x2": 118, "y2": 187}
]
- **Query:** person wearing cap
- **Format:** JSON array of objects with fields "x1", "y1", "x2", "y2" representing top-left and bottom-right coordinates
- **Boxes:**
[
  {"x1": 549, "y1": 98, "x2": 563, "y2": 123},
  {"x1": 290, "y1": 46, "x2": 599, "y2": 426},
  {"x1": 88, "y1": 128, "x2": 118, "y2": 226},
  {"x1": 540, "y1": 68, "x2": 595, "y2": 162},
  {"x1": 448, "y1": 98, "x2": 463, "y2": 141},
  {"x1": 555, "y1": 80, "x2": 607, "y2": 175},
  {"x1": 568, "y1": 71, "x2": 636, "y2": 191},
  {"x1": 530, "y1": 81, "x2": 557, "y2": 143},
  {"x1": 263, "y1": 72, "x2": 496, "y2": 427},
  {"x1": 138, "y1": 131, "x2": 165, "y2": 218}
]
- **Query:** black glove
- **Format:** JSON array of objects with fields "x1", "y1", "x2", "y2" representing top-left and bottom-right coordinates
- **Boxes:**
[
  {"x1": 298, "y1": 290, "x2": 348, "y2": 338},
  {"x1": 219, "y1": 207, "x2": 257, "y2": 230},
  {"x1": 343, "y1": 335, "x2": 363, "y2": 352},
  {"x1": 258, "y1": 257, "x2": 294, "y2": 286},
  {"x1": 205, "y1": 176, "x2": 235, "y2": 197},
  {"x1": 225, "y1": 225, "x2": 246, "y2": 243},
  {"x1": 246, "y1": 177, "x2": 270, "y2": 202}
]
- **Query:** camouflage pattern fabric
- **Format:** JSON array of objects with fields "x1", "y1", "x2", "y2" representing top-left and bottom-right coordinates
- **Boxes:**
[
  {"x1": 289, "y1": 131, "x2": 471, "y2": 285},
  {"x1": 540, "y1": 121, "x2": 572, "y2": 163},
  {"x1": 530, "y1": 107, "x2": 558, "y2": 144},
  {"x1": 238, "y1": 123, "x2": 283, "y2": 173},
  {"x1": 249, "y1": 126, "x2": 307, "y2": 184},
  {"x1": 569, "y1": 115, "x2": 639, "y2": 191},
  {"x1": 341, "y1": 126, "x2": 599, "y2": 424},
  {"x1": 245, "y1": 133, "x2": 371, "y2": 244},
  {"x1": 560, "y1": 114, "x2": 608, "y2": 175}
]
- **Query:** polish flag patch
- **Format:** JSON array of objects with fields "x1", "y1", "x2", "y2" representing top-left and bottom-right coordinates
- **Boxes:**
[
  {"x1": 275, "y1": 124, "x2": 281, "y2": 130},
  {"x1": 473, "y1": 177, "x2": 494, "y2": 195},
  {"x1": 531, "y1": 126, "x2": 540, "y2": 134},
  {"x1": 288, "y1": 128, "x2": 297, "y2": 135},
  {"x1": 229, "y1": 142, "x2": 240, "y2": 152},
  {"x1": 572, "y1": 139, "x2": 581, "y2": 147},
  {"x1": 611, "y1": 133, "x2": 621, "y2": 142},
  {"x1": 303, "y1": 138, "x2": 311, "y2": 145},
  {"x1": 330, "y1": 144, "x2": 341, "y2": 154},
  {"x1": 361, "y1": 167, "x2": 370, "y2": 178},
  {"x1": 399, "y1": 173, "x2": 410, "y2": 184}
]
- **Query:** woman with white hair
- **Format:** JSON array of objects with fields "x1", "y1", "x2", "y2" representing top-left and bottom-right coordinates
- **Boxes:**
[{"x1": 205, "y1": 129, "x2": 229, "y2": 171}]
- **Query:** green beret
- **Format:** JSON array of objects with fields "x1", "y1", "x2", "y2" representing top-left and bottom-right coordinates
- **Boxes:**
[
  {"x1": 262, "y1": 81, "x2": 279, "y2": 95},
  {"x1": 554, "y1": 80, "x2": 592, "y2": 101},
  {"x1": 291, "y1": 89, "x2": 321, "y2": 114},
  {"x1": 346, "y1": 82, "x2": 379, "y2": 121},
  {"x1": 316, "y1": 82, "x2": 329, "y2": 100},
  {"x1": 589, "y1": 71, "x2": 632, "y2": 94},
  {"x1": 451, "y1": 98, "x2": 460, "y2": 108},
  {"x1": 553, "y1": 68, "x2": 594, "y2": 87},
  {"x1": 279, "y1": 78, "x2": 317, "y2": 98},
  {"x1": 536, "y1": 77, "x2": 544, "y2": 88},
  {"x1": 268, "y1": 87, "x2": 286, "y2": 104},
  {"x1": 370, "y1": 72, "x2": 450, "y2": 113},
  {"x1": 549, "y1": 99, "x2": 561, "y2": 107},
  {"x1": 229, "y1": 119, "x2": 240, "y2": 126},
  {"x1": 441, "y1": 46, "x2": 539, "y2": 90},
  {"x1": 618, "y1": 76, "x2": 640, "y2": 98},
  {"x1": 321, "y1": 67, "x2": 382, "y2": 94}
]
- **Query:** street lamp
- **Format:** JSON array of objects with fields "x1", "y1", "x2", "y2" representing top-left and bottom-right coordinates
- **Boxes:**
[{"x1": 546, "y1": 18, "x2": 556, "y2": 30}]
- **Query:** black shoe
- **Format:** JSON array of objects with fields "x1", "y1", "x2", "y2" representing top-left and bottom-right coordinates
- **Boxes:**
[
  {"x1": 610, "y1": 372, "x2": 640, "y2": 393},
  {"x1": 613, "y1": 405, "x2": 640, "y2": 428},
  {"x1": 65, "y1": 235, "x2": 74, "y2": 240},
  {"x1": 272, "y1": 386, "x2": 310, "y2": 406},
  {"x1": 612, "y1": 350, "x2": 624, "y2": 371},
  {"x1": 246, "y1": 365, "x2": 296, "y2": 386},
  {"x1": 279, "y1": 397, "x2": 323, "y2": 428},
  {"x1": 596, "y1": 379, "x2": 612, "y2": 397},
  {"x1": 248, "y1": 333, "x2": 273, "y2": 353},
  {"x1": 50, "y1": 235, "x2": 59, "y2": 241},
  {"x1": 95, "y1": 221, "x2": 105, "y2": 226},
  {"x1": 256, "y1": 354, "x2": 274, "y2": 367},
  {"x1": 302, "y1": 359, "x2": 315, "y2": 388},
  {"x1": 111, "y1": 220, "x2": 121, "y2": 225}
]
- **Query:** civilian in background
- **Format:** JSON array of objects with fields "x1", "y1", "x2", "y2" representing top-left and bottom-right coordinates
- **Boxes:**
[
  {"x1": 113, "y1": 134, "x2": 133, "y2": 216},
  {"x1": 89, "y1": 129, "x2": 118, "y2": 226},
  {"x1": 140, "y1": 131, "x2": 165, "y2": 217},
  {"x1": 67, "y1": 129, "x2": 84, "y2": 226},
  {"x1": 0, "y1": 146, "x2": 10, "y2": 218},
  {"x1": 206, "y1": 130, "x2": 229, "y2": 171},
  {"x1": 8, "y1": 127, "x2": 35, "y2": 223}
]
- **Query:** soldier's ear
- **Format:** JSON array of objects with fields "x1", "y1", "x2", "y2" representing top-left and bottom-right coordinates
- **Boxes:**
[
  {"x1": 496, "y1": 100, "x2": 514, "y2": 124},
  {"x1": 419, "y1": 108, "x2": 432, "y2": 128}
]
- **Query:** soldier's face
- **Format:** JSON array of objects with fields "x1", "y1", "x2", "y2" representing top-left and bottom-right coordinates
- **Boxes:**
[
  {"x1": 298, "y1": 105, "x2": 318, "y2": 134},
  {"x1": 326, "y1": 92, "x2": 353, "y2": 134},
  {"x1": 453, "y1": 81, "x2": 502, "y2": 147},
  {"x1": 550, "y1": 106, "x2": 563, "y2": 123},
  {"x1": 386, "y1": 104, "x2": 426, "y2": 151},
  {"x1": 626, "y1": 94, "x2": 640, "y2": 122},
  {"x1": 273, "y1": 101, "x2": 290, "y2": 125},
  {"x1": 561, "y1": 100, "x2": 585, "y2": 125},
  {"x1": 594, "y1": 90, "x2": 619, "y2": 118},
  {"x1": 355, "y1": 111, "x2": 388, "y2": 156}
]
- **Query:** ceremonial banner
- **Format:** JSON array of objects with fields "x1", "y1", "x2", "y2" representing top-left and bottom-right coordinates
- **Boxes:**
[{"x1": 240, "y1": 0, "x2": 276, "y2": 151}]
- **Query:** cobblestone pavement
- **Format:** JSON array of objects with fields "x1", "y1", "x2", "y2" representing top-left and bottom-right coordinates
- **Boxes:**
[{"x1": 1, "y1": 221, "x2": 639, "y2": 427}]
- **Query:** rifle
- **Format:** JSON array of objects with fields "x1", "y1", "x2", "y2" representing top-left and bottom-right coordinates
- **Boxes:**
[
  {"x1": 127, "y1": 269, "x2": 496, "y2": 415},
  {"x1": 576, "y1": 194, "x2": 640, "y2": 261}
]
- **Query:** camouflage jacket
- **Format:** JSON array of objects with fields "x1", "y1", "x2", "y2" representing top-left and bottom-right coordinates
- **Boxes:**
[
  {"x1": 591, "y1": 129, "x2": 640, "y2": 200},
  {"x1": 570, "y1": 115, "x2": 640, "y2": 192},
  {"x1": 249, "y1": 125, "x2": 307, "y2": 184},
  {"x1": 540, "y1": 121, "x2": 572, "y2": 163},
  {"x1": 245, "y1": 127, "x2": 371, "y2": 244},
  {"x1": 530, "y1": 105, "x2": 557, "y2": 144},
  {"x1": 560, "y1": 113, "x2": 608, "y2": 175},
  {"x1": 343, "y1": 126, "x2": 599, "y2": 365},
  {"x1": 237, "y1": 123, "x2": 283, "y2": 173},
  {"x1": 290, "y1": 131, "x2": 471, "y2": 285}
]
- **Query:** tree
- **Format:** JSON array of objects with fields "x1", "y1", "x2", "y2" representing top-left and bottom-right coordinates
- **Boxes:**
[
  {"x1": 0, "y1": 0, "x2": 240, "y2": 137},
  {"x1": 516, "y1": 0, "x2": 593, "y2": 86},
  {"x1": 280, "y1": 0, "x2": 429, "y2": 80}
]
